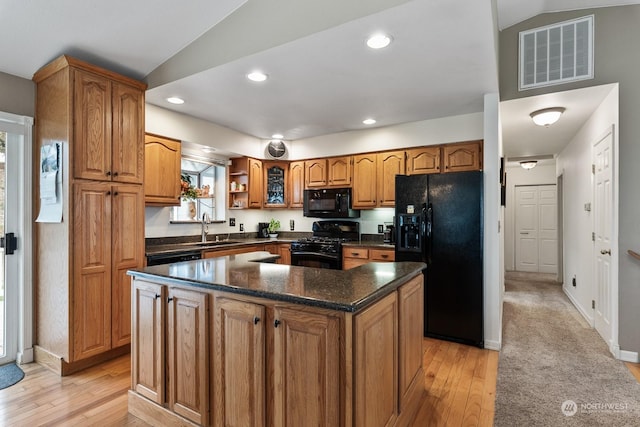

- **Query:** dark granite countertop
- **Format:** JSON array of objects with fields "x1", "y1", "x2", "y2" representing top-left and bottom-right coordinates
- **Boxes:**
[
  {"x1": 129, "y1": 251, "x2": 425, "y2": 313},
  {"x1": 341, "y1": 242, "x2": 396, "y2": 250},
  {"x1": 146, "y1": 238, "x2": 295, "y2": 257}
]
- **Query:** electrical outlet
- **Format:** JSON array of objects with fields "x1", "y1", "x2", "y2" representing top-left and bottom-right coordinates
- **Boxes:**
[
  {"x1": 229, "y1": 218, "x2": 235, "y2": 226},
  {"x1": 378, "y1": 224, "x2": 384, "y2": 233},
  {"x1": 572, "y1": 275, "x2": 577, "y2": 287},
  {"x1": 290, "y1": 219, "x2": 295, "y2": 231},
  {"x1": 239, "y1": 223, "x2": 244, "y2": 232}
]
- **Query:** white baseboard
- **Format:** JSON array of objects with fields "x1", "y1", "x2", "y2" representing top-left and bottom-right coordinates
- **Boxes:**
[
  {"x1": 484, "y1": 339, "x2": 501, "y2": 351},
  {"x1": 618, "y1": 348, "x2": 639, "y2": 363},
  {"x1": 562, "y1": 285, "x2": 593, "y2": 325},
  {"x1": 17, "y1": 347, "x2": 34, "y2": 365}
]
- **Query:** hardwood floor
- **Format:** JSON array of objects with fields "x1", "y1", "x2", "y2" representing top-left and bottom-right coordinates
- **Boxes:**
[
  {"x1": 0, "y1": 339, "x2": 498, "y2": 426},
  {"x1": 411, "y1": 338, "x2": 498, "y2": 426}
]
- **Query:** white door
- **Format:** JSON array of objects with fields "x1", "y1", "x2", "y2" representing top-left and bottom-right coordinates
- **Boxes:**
[
  {"x1": 0, "y1": 113, "x2": 32, "y2": 365},
  {"x1": 515, "y1": 185, "x2": 558, "y2": 273},
  {"x1": 594, "y1": 130, "x2": 613, "y2": 345},
  {"x1": 515, "y1": 187, "x2": 539, "y2": 272}
]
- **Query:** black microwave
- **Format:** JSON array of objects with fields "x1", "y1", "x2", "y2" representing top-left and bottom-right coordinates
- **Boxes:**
[{"x1": 303, "y1": 188, "x2": 360, "y2": 218}]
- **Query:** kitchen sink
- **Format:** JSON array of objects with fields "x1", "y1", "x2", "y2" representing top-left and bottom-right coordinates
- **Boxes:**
[{"x1": 193, "y1": 240, "x2": 241, "y2": 246}]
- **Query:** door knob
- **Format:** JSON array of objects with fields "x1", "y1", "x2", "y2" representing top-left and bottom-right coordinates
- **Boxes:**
[{"x1": 600, "y1": 249, "x2": 611, "y2": 255}]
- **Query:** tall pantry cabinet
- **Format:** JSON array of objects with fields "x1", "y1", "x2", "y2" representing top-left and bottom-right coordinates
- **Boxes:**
[{"x1": 33, "y1": 55, "x2": 146, "y2": 375}]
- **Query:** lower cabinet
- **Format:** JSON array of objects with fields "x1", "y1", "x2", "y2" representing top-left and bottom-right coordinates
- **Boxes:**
[
  {"x1": 342, "y1": 246, "x2": 395, "y2": 270},
  {"x1": 130, "y1": 274, "x2": 424, "y2": 427},
  {"x1": 264, "y1": 242, "x2": 291, "y2": 265},
  {"x1": 213, "y1": 295, "x2": 340, "y2": 427},
  {"x1": 131, "y1": 280, "x2": 209, "y2": 425}
]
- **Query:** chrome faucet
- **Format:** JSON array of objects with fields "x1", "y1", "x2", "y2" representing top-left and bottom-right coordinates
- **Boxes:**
[{"x1": 201, "y1": 212, "x2": 211, "y2": 242}]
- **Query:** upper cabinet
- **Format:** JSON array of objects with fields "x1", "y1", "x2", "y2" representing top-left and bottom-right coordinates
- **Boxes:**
[
  {"x1": 377, "y1": 150, "x2": 405, "y2": 207},
  {"x1": 289, "y1": 161, "x2": 305, "y2": 208},
  {"x1": 229, "y1": 157, "x2": 263, "y2": 209},
  {"x1": 144, "y1": 133, "x2": 181, "y2": 206},
  {"x1": 352, "y1": 154, "x2": 377, "y2": 209},
  {"x1": 263, "y1": 161, "x2": 288, "y2": 208},
  {"x1": 406, "y1": 146, "x2": 440, "y2": 175},
  {"x1": 72, "y1": 68, "x2": 145, "y2": 183},
  {"x1": 305, "y1": 156, "x2": 352, "y2": 188},
  {"x1": 353, "y1": 151, "x2": 405, "y2": 209},
  {"x1": 442, "y1": 141, "x2": 483, "y2": 173}
]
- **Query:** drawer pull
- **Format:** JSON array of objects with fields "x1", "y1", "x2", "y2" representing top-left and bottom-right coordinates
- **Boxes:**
[
  {"x1": 381, "y1": 254, "x2": 388, "y2": 259},
  {"x1": 352, "y1": 252, "x2": 359, "y2": 256}
]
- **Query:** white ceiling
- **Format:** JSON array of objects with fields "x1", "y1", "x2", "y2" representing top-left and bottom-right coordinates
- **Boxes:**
[{"x1": 0, "y1": 0, "x2": 637, "y2": 159}]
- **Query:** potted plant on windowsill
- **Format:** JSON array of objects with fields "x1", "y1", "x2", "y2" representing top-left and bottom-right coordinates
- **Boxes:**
[
  {"x1": 180, "y1": 174, "x2": 198, "y2": 219},
  {"x1": 268, "y1": 218, "x2": 281, "y2": 239}
]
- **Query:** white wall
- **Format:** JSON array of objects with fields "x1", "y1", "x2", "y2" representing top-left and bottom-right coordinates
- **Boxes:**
[
  {"x1": 504, "y1": 163, "x2": 557, "y2": 271},
  {"x1": 556, "y1": 85, "x2": 618, "y2": 331},
  {"x1": 144, "y1": 106, "x2": 483, "y2": 238}
]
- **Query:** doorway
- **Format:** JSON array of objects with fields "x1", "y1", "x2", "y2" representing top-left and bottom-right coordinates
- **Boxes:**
[
  {"x1": 0, "y1": 112, "x2": 33, "y2": 365},
  {"x1": 514, "y1": 184, "x2": 558, "y2": 274}
]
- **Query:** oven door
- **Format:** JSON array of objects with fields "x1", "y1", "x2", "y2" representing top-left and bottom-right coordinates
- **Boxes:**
[{"x1": 290, "y1": 251, "x2": 341, "y2": 270}]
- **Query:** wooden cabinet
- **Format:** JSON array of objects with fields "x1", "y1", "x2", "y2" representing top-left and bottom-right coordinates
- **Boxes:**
[
  {"x1": 229, "y1": 157, "x2": 263, "y2": 209},
  {"x1": 131, "y1": 281, "x2": 165, "y2": 404},
  {"x1": 398, "y1": 276, "x2": 424, "y2": 412},
  {"x1": 328, "y1": 156, "x2": 352, "y2": 187},
  {"x1": 289, "y1": 161, "x2": 305, "y2": 208},
  {"x1": 354, "y1": 292, "x2": 398, "y2": 427},
  {"x1": 442, "y1": 141, "x2": 482, "y2": 173},
  {"x1": 265, "y1": 242, "x2": 291, "y2": 265},
  {"x1": 213, "y1": 296, "x2": 266, "y2": 427},
  {"x1": 72, "y1": 181, "x2": 144, "y2": 361},
  {"x1": 167, "y1": 287, "x2": 209, "y2": 425},
  {"x1": 352, "y1": 154, "x2": 377, "y2": 208},
  {"x1": 263, "y1": 161, "x2": 288, "y2": 208},
  {"x1": 131, "y1": 282, "x2": 209, "y2": 425},
  {"x1": 273, "y1": 306, "x2": 341, "y2": 427},
  {"x1": 144, "y1": 133, "x2": 181, "y2": 206},
  {"x1": 130, "y1": 272, "x2": 425, "y2": 427},
  {"x1": 305, "y1": 156, "x2": 352, "y2": 188},
  {"x1": 342, "y1": 246, "x2": 395, "y2": 270},
  {"x1": 72, "y1": 67, "x2": 144, "y2": 183},
  {"x1": 406, "y1": 146, "x2": 440, "y2": 175},
  {"x1": 353, "y1": 151, "x2": 404, "y2": 209},
  {"x1": 377, "y1": 150, "x2": 405, "y2": 207},
  {"x1": 33, "y1": 55, "x2": 146, "y2": 374}
]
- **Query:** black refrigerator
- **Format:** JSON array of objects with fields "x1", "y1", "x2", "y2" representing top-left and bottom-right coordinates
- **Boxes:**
[{"x1": 394, "y1": 171, "x2": 483, "y2": 347}]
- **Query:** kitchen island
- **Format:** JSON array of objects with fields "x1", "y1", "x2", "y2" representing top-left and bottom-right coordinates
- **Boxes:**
[{"x1": 127, "y1": 251, "x2": 426, "y2": 427}]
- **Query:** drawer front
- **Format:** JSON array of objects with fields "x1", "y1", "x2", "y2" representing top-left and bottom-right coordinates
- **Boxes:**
[
  {"x1": 343, "y1": 248, "x2": 369, "y2": 259},
  {"x1": 370, "y1": 249, "x2": 395, "y2": 262}
]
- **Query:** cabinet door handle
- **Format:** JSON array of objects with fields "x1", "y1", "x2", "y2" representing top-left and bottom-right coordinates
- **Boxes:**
[
  {"x1": 154, "y1": 294, "x2": 160, "y2": 300},
  {"x1": 113, "y1": 171, "x2": 118, "y2": 177},
  {"x1": 167, "y1": 297, "x2": 173, "y2": 303},
  {"x1": 254, "y1": 316, "x2": 260, "y2": 325},
  {"x1": 106, "y1": 191, "x2": 111, "y2": 196},
  {"x1": 106, "y1": 171, "x2": 111, "y2": 176},
  {"x1": 113, "y1": 192, "x2": 119, "y2": 196},
  {"x1": 274, "y1": 319, "x2": 281, "y2": 328},
  {"x1": 600, "y1": 249, "x2": 611, "y2": 255}
]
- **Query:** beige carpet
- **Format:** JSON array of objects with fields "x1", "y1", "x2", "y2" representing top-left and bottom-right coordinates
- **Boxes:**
[{"x1": 494, "y1": 271, "x2": 640, "y2": 426}]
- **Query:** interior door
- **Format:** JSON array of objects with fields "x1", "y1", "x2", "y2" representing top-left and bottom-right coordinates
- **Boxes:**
[
  {"x1": 515, "y1": 186, "x2": 539, "y2": 272},
  {"x1": 515, "y1": 185, "x2": 557, "y2": 273},
  {"x1": 594, "y1": 130, "x2": 613, "y2": 344}
]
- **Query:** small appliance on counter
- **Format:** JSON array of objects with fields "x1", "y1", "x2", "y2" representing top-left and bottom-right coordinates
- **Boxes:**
[
  {"x1": 258, "y1": 222, "x2": 270, "y2": 238},
  {"x1": 383, "y1": 223, "x2": 395, "y2": 244}
]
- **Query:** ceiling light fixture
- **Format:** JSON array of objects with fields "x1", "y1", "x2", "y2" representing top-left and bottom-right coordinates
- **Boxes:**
[
  {"x1": 166, "y1": 97, "x2": 184, "y2": 105},
  {"x1": 247, "y1": 71, "x2": 268, "y2": 82},
  {"x1": 366, "y1": 33, "x2": 392, "y2": 49},
  {"x1": 530, "y1": 107, "x2": 565, "y2": 127},
  {"x1": 363, "y1": 118, "x2": 376, "y2": 125},
  {"x1": 201, "y1": 147, "x2": 216, "y2": 153},
  {"x1": 271, "y1": 133, "x2": 284, "y2": 139},
  {"x1": 520, "y1": 160, "x2": 538, "y2": 170}
]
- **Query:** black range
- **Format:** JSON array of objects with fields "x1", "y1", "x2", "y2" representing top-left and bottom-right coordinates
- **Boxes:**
[{"x1": 290, "y1": 220, "x2": 360, "y2": 270}]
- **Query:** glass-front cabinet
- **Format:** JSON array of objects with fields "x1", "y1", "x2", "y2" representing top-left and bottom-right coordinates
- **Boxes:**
[{"x1": 263, "y1": 161, "x2": 288, "y2": 208}]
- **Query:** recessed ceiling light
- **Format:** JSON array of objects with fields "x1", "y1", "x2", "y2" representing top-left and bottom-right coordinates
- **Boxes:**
[
  {"x1": 271, "y1": 133, "x2": 284, "y2": 139},
  {"x1": 363, "y1": 118, "x2": 376, "y2": 125},
  {"x1": 166, "y1": 97, "x2": 184, "y2": 105},
  {"x1": 247, "y1": 71, "x2": 268, "y2": 82},
  {"x1": 366, "y1": 33, "x2": 392, "y2": 49}
]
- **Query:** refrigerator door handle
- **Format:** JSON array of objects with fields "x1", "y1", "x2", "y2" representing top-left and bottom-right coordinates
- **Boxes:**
[{"x1": 425, "y1": 204, "x2": 433, "y2": 263}]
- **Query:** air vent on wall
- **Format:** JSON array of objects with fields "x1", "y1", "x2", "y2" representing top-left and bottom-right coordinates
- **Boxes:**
[{"x1": 519, "y1": 15, "x2": 593, "y2": 91}]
